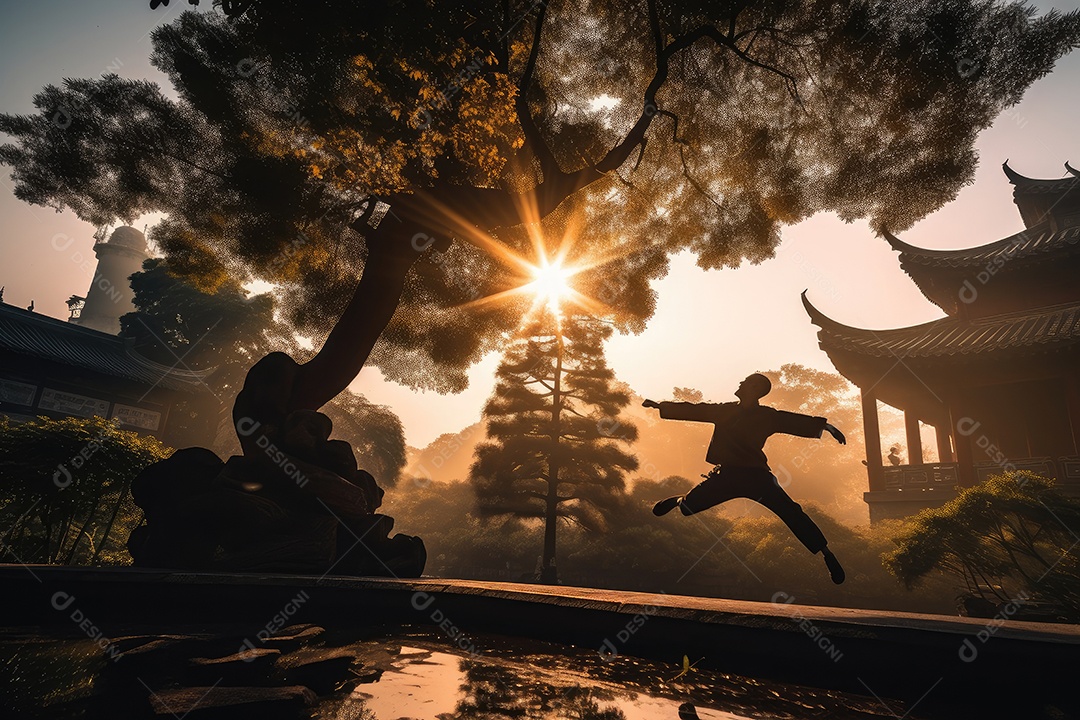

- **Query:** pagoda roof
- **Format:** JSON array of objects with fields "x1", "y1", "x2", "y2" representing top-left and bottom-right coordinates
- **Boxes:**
[
  {"x1": 882, "y1": 223, "x2": 1080, "y2": 270},
  {"x1": 0, "y1": 303, "x2": 207, "y2": 394},
  {"x1": 1003, "y1": 160, "x2": 1080, "y2": 195},
  {"x1": 801, "y1": 292, "x2": 1080, "y2": 359}
]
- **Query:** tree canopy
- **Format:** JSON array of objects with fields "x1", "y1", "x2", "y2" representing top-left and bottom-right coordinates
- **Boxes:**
[{"x1": 2, "y1": 0, "x2": 1077, "y2": 393}]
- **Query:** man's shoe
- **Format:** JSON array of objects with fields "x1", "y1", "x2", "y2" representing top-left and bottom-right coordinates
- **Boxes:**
[
  {"x1": 823, "y1": 548, "x2": 845, "y2": 584},
  {"x1": 652, "y1": 496, "x2": 683, "y2": 517}
]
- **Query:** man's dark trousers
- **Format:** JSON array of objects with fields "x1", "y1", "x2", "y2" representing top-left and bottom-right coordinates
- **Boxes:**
[{"x1": 679, "y1": 466, "x2": 828, "y2": 554}]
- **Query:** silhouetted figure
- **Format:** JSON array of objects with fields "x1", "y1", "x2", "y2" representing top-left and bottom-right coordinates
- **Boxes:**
[
  {"x1": 887, "y1": 445, "x2": 903, "y2": 466},
  {"x1": 643, "y1": 373, "x2": 847, "y2": 584},
  {"x1": 26, "y1": 300, "x2": 33, "y2": 312}
]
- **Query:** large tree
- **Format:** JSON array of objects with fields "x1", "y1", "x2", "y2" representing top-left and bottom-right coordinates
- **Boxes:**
[
  {"x1": 121, "y1": 258, "x2": 408, "y2": 482},
  {"x1": 470, "y1": 310, "x2": 638, "y2": 583},
  {"x1": 2, "y1": 1, "x2": 1078, "y2": 410}
]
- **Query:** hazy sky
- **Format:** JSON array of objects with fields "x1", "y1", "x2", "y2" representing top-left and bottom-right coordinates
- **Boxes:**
[{"x1": 2, "y1": 0, "x2": 1078, "y2": 447}]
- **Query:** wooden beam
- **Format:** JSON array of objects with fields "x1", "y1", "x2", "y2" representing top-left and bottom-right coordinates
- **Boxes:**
[{"x1": 862, "y1": 390, "x2": 885, "y2": 491}]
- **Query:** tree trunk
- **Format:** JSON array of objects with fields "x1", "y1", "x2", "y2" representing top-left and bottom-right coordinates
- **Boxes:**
[
  {"x1": 541, "y1": 326, "x2": 564, "y2": 585},
  {"x1": 289, "y1": 222, "x2": 429, "y2": 412},
  {"x1": 91, "y1": 487, "x2": 129, "y2": 565},
  {"x1": 64, "y1": 484, "x2": 109, "y2": 564}
]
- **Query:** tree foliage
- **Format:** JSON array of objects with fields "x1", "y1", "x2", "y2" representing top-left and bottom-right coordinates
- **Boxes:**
[
  {"x1": 321, "y1": 390, "x2": 408, "y2": 486},
  {"x1": 123, "y1": 257, "x2": 282, "y2": 394},
  {"x1": 2, "y1": 1, "x2": 1077, "y2": 391},
  {"x1": 384, "y1": 476, "x2": 954, "y2": 613},
  {"x1": 0, "y1": 416, "x2": 171, "y2": 565},
  {"x1": 470, "y1": 311, "x2": 638, "y2": 578},
  {"x1": 884, "y1": 472, "x2": 1080, "y2": 619},
  {"x1": 119, "y1": 257, "x2": 285, "y2": 447}
]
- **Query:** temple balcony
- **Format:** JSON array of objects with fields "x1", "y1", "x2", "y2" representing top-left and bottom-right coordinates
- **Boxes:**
[{"x1": 865, "y1": 456, "x2": 1080, "y2": 523}]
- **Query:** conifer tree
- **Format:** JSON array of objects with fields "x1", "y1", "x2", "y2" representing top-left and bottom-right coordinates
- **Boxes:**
[{"x1": 471, "y1": 309, "x2": 638, "y2": 583}]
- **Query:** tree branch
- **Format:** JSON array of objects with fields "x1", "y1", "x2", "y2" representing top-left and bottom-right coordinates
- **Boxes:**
[{"x1": 515, "y1": 0, "x2": 561, "y2": 182}]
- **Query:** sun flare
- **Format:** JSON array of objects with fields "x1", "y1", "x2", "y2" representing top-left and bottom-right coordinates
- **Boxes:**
[{"x1": 527, "y1": 258, "x2": 574, "y2": 312}]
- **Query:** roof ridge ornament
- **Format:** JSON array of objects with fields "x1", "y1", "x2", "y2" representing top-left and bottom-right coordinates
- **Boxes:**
[
  {"x1": 880, "y1": 227, "x2": 923, "y2": 254},
  {"x1": 801, "y1": 290, "x2": 850, "y2": 332},
  {"x1": 1002, "y1": 159, "x2": 1030, "y2": 184},
  {"x1": 1066, "y1": 161, "x2": 1080, "y2": 178}
]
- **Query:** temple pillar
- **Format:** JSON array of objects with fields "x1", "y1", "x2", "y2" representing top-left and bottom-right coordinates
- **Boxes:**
[
  {"x1": 1066, "y1": 374, "x2": 1080, "y2": 455},
  {"x1": 905, "y1": 411, "x2": 924, "y2": 465},
  {"x1": 935, "y1": 422, "x2": 954, "y2": 463},
  {"x1": 950, "y1": 404, "x2": 978, "y2": 488},
  {"x1": 862, "y1": 390, "x2": 885, "y2": 491}
]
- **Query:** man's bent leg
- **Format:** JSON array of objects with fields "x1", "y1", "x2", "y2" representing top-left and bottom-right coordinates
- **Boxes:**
[{"x1": 678, "y1": 469, "x2": 741, "y2": 516}]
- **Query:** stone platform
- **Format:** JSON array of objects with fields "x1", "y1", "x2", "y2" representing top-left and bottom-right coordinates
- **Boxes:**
[{"x1": 2, "y1": 565, "x2": 1077, "y2": 715}]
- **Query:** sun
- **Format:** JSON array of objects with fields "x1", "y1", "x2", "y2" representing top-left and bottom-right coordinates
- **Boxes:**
[{"x1": 527, "y1": 258, "x2": 574, "y2": 311}]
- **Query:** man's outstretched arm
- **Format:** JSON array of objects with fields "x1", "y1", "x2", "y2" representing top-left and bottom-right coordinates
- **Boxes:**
[
  {"x1": 824, "y1": 422, "x2": 846, "y2": 445},
  {"x1": 642, "y1": 398, "x2": 719, "y2": 422}
]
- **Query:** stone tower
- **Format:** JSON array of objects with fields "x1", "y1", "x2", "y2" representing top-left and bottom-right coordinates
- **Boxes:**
[{"x1": 71, "y1": 226, "x2": 149, "y2": 335}]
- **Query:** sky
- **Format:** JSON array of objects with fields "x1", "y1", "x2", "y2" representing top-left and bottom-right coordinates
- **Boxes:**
[{"x1": 1, "y1": 0, "x2": 1079, "y2": 448}]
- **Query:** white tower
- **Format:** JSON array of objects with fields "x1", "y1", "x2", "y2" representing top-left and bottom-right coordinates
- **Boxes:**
[{"x1": 71, "y1": 226, "x2": 149, "y2": 335}]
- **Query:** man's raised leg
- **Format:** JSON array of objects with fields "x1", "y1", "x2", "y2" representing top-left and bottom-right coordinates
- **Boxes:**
[{"x1": 755, "y1": 476, "x2": 845, "y2": 584}]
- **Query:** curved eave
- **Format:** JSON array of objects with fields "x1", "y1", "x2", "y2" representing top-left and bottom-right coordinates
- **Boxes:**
[
  {"x1": 124, "y1": 347, "x2": 214, "y2": 392},
  {"x1": 879, "y1": 228, "x2": 925, "y2": 256},
  {"x1": 1003, "y1": 160, "x2": 1079, "y2": 195},
  {"x1": 0, "y1": 304, "x2": 209, "y2": 395},
  {"x1": 802, "y1": 291, "x2": 947, "y2": 341},
  {"x1": 882, "y1": 224, "x2": 1078, "y2": 270},
  {"x1": 803, "y1": 294, "x2": 1080, "y2": 360}
]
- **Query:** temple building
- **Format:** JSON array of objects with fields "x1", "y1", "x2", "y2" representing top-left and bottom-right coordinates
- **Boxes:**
[
  {"x1": 0, "y1": 226, "x2": 217, "y2": 449},
  {"x1": 804, "y1": 162, "x2": 1080, "y2": 522},
  {"x1": 0, "y1": 301, "x2": 216, "y2": 448}
]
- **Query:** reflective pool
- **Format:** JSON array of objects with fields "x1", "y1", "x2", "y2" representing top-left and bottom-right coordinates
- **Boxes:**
[{"x1": 2, "y1": 625, "x2": 927, "y2": 719}]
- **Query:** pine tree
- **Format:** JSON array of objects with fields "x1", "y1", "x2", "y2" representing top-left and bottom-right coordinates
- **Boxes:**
[{"x1": 470, "y1": 309, "x2": 638, "y2": 584}]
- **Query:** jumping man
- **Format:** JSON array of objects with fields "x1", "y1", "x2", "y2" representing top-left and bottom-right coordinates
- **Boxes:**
[{"x1": 643, "y1": 373, "x2": 847, "y2": 584}]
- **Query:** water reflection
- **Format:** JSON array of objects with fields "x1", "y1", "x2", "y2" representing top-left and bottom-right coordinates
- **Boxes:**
[
  {"x1": 1, "y1": 627, "x2": 924, "y2": 719},
  {"x1": 315, "y1": 632, "x2": 916, "y2": 720}
]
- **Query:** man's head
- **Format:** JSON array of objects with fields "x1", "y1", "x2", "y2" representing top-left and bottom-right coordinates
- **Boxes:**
[{"x1": 735, "y1": 373, "x2": 772, "y2": 402}]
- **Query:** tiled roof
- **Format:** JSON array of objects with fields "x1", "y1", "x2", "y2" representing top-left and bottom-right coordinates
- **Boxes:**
[
  {"x1": 802, "y1": 293, "x2": 1080, "y2": 359},
  {"x1": 0, "y1": 303, "x2": 206, "y2": 393},
  {"x1": 882, "y1": 224, "x2": 1080, "y2": 270}
]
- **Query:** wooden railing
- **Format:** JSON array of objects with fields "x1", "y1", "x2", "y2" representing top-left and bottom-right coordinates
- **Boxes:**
[
  {"x1": 882, "y1": 463, "x2": 959, "y2": 490},
  {"x1": 974, "y1": 457, "x2": 1056, "y2": 484},
  {"x1": 879, "y1": 457, "x2": 1080, "y2": 491}
]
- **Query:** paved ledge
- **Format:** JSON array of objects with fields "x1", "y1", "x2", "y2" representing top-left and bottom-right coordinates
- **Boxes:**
[{"x1": 2, "y1": 565, "x2": 1077, "y2": 712}]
